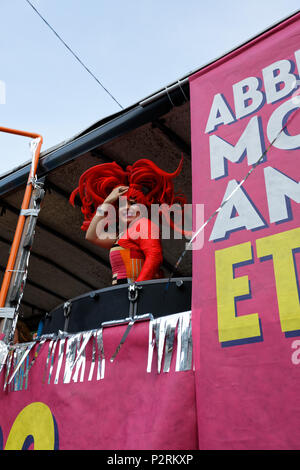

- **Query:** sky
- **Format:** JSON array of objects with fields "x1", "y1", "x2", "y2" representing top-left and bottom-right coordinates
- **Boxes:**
[{"x1": 0, "y1": 0, "x2": 299, "y2": 176}]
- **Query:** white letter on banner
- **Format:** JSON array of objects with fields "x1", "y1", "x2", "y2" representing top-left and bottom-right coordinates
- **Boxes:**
[
  {"x1": 205, "y1": 93, "x2": 235, "y2": 133},
  {"x1": 209, "y1": 116, "x2": 264, "y2": 180},
  {"x1": 233, "y1": 77, "x2": 264, "y2": 119},
  {"x1": 262, "y1": 59, "x2": 297, "y2": 104},
  {"x1": 209, "y1": 180, "x2": 266, "y2": 241},
  {"x1": 264, "y1": 167, "x2": 300, "y2": 223},
  {"x1": 267, "y1": 98, "x2": 300, "y2": 150}
]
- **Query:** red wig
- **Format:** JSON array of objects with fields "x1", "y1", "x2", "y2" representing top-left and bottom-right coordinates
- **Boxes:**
[{"x1": 70, "y1": 157, "x2": 186, "y2": 231}]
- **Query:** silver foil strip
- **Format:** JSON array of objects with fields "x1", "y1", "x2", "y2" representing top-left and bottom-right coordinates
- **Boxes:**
[
  {"x1": 156, "y1": 316, "x2": 173, "y2": 373},
  {"x1": 72, "y1": 332, "x2": 89, "y2": 383},
  {"x1": 43, "y1": 339, "x2": 55, "y2": 384},
  {"x1": 147, "y1": 320, "x2": 155, "y2": 373},
  {"x1": 39, "y1": 333, "x2": 57, "y2": 342},
  {"x1": 0, "y1": 340, "x2": 8, "y2": 374},
  {"x1": 11, "y1": 349, "x2": 19, "y2": 392},
  {"x1": 24, "y1": 355, "x2": 30, "y2": 391},
  {"x1": 155, "y1": 317, "x2": 167, "y2": 374},
  {"x1": 147, "y1": 311, "x2": 192, "y2": 374},
  {"x1": 156, "y1": 316, "x2": 176, "y2": 374},
  {"x1": 163, "y1": 316, "x2": 179, "y2": 373},
  {"x1": 7, "y1": 342, "x2": 35, "y2": 388},
  {"x1": 147, "y1": 316, "x2": 168, "y2": 373},
  {"x1": 3, "y1": 350, "x2": 13, "y2": 391},
  {"x1": 175, "y1": 311, "x2": 193, "y2": 372},
  {"x1": 49, "y1": 331, "x2": 69, "y2": 384},
  {"x1": 48, "y1": 339, "x2": 59, "y2": 384},
  {"x1": 96, "y1": 328, "x2": 105, "y2": 380},
  {"x1": 63, "y1": 333, "x2": 82, "y2": 384},
  {"x1": 12, "y1": 348, "x2": 30, "y2": 392},
  {"x1": 14, "y1": 348, "x2": 26, "y2": 391},
  {"x1": 54, "y1": 338, "x2": 66, "y2": 384},
  {"x1": 25, "y1": 338, "x2": 47, "y2": 384},
  {"x1": 72, "y1": 335, "x2": 86, "y2": 383},
  {"x1": 71, "y1": 330, "x2": 93, "y2": 381},
  {"x1": 88, "y1": 333, "x2": 97, "y2": 381}
]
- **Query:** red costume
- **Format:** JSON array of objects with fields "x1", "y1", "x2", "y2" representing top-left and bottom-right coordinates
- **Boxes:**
[{"x1": 70, "y1": 158, "x2": 185, "y2": 283}]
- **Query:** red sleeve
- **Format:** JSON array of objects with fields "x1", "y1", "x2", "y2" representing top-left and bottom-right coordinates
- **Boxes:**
[{"x1": 126, "y1": 218, "x2": 163, "y2": 282}]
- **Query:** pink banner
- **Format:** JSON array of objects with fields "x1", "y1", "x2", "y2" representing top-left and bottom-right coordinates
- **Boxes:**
[
  {"x1": 0, "y1": 316, "x2": 197, "y2": 450},
  {"x1": 190, "y1": 12, "x2": 300, "y2": 449}
]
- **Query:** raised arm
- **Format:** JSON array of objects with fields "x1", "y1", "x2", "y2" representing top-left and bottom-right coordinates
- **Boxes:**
[{"x1": 85, "y1": 186, "x2": 128, "y2": 249}]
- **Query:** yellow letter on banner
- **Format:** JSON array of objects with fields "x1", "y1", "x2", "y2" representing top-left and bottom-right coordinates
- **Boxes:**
[
  {"x1": 256, "y1": 227, "x2": 300, "y2": 333},
  {"x1": 215, "y1": 241, "x2": 260, "y2": 343},
  {"x1": 5, "y1": 402, "x2": 56, "y2": 450}
]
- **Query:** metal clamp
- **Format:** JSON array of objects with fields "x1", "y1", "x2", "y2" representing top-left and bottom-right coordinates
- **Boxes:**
[
  {"x1": 63, "y1": 301, "x2": 72, "y2": 332},
  {"x1": 0, "y1": 308, "x2": 16, "y2": 320},
  {"x1": 128, "y1": 283, "x2": 142, "y2": 319},
  {"x1": 20, "y1": 208, "x2": 40, "y2": 217},
  {"x1": 128, "y1": 283, "x2": 140, "y2": 303},
  {"x1": 27, "y1": 175, "x2": 44, "y2": 190}
]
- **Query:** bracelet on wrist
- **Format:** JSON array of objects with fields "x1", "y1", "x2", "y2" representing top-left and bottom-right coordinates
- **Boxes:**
[{"x1": 96, "y1": 204, "x2": 109, "y2": 217}]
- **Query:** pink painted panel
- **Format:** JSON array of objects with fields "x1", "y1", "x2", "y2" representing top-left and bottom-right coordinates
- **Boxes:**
[{"x1": 0, "y1": 321, "x2": 197, "y2": 450}]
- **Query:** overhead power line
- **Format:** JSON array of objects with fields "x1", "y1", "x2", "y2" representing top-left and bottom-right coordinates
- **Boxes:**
[{"x1": 24, "y1": 0, "x2": 124, "y2": 110}]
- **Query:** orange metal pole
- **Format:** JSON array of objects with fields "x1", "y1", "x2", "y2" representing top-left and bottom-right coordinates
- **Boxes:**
[{"x1": 0, "y1": 126, "x2": 43, "y2": 308}]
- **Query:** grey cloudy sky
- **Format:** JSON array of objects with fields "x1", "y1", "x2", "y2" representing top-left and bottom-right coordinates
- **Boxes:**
[{"x1": 0, "y1": 0, "x2": 299, "y2": 175}]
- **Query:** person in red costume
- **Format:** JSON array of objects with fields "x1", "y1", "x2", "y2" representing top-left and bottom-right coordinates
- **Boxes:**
[{"x1": 69, "y1": 158, "x2": 185, "y2": 285}]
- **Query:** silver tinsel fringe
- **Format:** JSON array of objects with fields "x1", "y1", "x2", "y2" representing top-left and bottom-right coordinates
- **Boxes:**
[{"x1": 0, "y1": 311, "x2": 192, "y2": 392}]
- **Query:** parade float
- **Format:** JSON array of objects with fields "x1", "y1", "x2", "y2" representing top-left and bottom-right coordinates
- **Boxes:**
[{"x1": 0, "y1": 10, "x2": 299, "y2": 450}]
